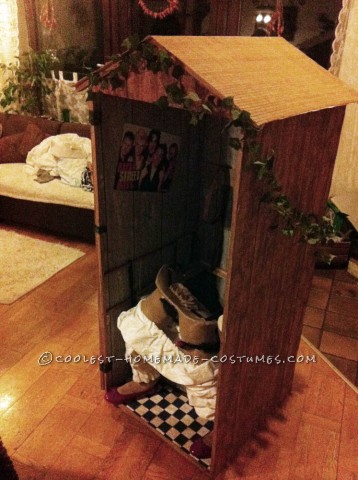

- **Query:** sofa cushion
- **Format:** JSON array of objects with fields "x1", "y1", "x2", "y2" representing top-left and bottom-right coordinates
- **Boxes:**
[
  {"x1": 0, "y1": 133, "x2": 25, "y2": 164},
  {"x1": 4, "y1": 114, "x2": 61, "y2": 137},
  {"x1": 19, "y1": 123, "x2": 50, "y2": 157}
]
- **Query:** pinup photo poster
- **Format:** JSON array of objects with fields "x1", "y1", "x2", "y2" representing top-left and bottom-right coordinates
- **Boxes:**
[{"x1": 114, "y1": 124, "x2": 181, "y2": 192}]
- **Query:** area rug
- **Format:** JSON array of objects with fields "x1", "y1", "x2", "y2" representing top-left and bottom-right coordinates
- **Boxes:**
[{"x1": 0, "y1": 229, "x2": 85, "y2": 304}]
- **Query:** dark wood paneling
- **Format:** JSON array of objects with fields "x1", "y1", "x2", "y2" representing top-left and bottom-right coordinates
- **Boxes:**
[
  {"x1": 23, "y1": 0, "x2": 40, "y2": 50},
  {"x1": 108, "y1": 300, "x2": 133, "y2": 387},
  {"x1": 100, "y1": 96, "x2": 134, "y2": 274},
  {"x1": 160, "y1": 107, "x2": 188, "y2": 246},
  {"x1": 95, "y1": 98, "x2": 202, "y2": 386},
  {"x1": 101, "y1": 0, "x2": 112, "y2": 57},
  {"x1": 212, "y1": 106, "x2": 346, "y2": 477},
  {"x1": 197, "y1": 115, "x2": 234, "y2": 269},
  {"x1": 183, "y1": 120, "x2": 202, "y2": 237},
  {"x1": 102, "y1": 0, "x2": 127, "y2": 57},
  {"x1": 91, "y1": 97, "x2": 112, "y2": 389},
  {"x1": 131, "y1": 101, "x2": 163, "y2": 260},
  {"x1": 209, "y1": 0, "x2": 243, "y2": 35}
]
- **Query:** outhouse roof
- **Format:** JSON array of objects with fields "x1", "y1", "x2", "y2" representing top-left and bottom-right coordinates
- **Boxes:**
[
  {"x1": 78, "y1": 36, "x2": 358, "y2": 126},
  {"x1": 150, "y1": 36, "x2": 358, "y2": 126}
]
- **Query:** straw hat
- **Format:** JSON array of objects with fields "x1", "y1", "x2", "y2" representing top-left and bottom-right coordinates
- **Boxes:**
[{"x1": 155, "y1": 265, "x2": 219, "y2": 346}]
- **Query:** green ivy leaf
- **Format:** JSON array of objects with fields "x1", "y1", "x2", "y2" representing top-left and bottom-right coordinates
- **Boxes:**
[
  {"x1": 154, "y1": 96, "x2": 169, "y2": 109},
  {"x1": 119, "y1": 62, "x2": 129, "y2": 78},
  {"x1": 149, "y1": 60, "x2": 161, "y2": 74},
  {"x1": 129, "y1": 51, "x2": 142, "y2": 67},
  {"x1": 185, "y1": 91, "x2": 200, "y2": 102},
  {"x1": 109, "y1": 75, "x2": 124, "y2": 89},
  {"x1": 158, "y1": 50, "x2": 172, "y2": 72},
  {"x1": 266, "y1": 153, "x2": 275, "y2": 170},
  {"x1": 202, "y1": 103, "x2": 212, "y2": 113},
  {"x1": 141, "y1": 43, "x2": 155, "y2": 61},
  {"x1": 307, "y1": 238, "x2": 321, "y2": 245},
  {"x1": 257, "y1": 166, "x2": 267, "y2": 181},
  {"x1": 172, "y1": 64, "x2": 185, "y2": 79},
  {"x1": 161, "y1": 58, "x2": 172, "y2": 72},
  {"x1": 81, "y1": 37, "x2": 341, "y2": 252},
  {"x1": 221, "y1": 96, "x2": 234, "y2": 108},
  {"x1": 183, "y1": 97, "x2": 193, "y2": 108},
  {"x1": 165, "y1": 82, "x2": 185, "y2": 103},
  {"x1": 100, "y1": 79, "x2": 109, "y2": 90},
  {"x1": 121, "y1": 34, "x2": 140, "y2": 52},
  {"x1": 282, "y1": 229, "x2": 294, "y2": 237},
  {"x1": 231, "y1": 109, "x2": 241, "y2": 120},
  {"x1": 229, "y1": 137, "x2": 242, "y2": 150}
]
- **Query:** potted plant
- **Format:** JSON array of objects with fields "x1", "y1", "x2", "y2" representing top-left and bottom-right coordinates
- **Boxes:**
[{"x1": 0, "y1": 50, "x2": 58, "y2": 117}]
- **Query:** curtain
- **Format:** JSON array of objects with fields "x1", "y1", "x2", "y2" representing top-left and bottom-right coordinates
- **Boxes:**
[
  {"x1": 330, "y1": 0, "x2": 358, "y2": 195},
  {"x1": 44, "y1": 72, "x2": 89, "y2": 124}
]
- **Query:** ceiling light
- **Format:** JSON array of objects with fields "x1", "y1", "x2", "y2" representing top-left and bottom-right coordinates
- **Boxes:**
[{"x1": 263, "y1": 14, "x2": 272, "y2": 23}]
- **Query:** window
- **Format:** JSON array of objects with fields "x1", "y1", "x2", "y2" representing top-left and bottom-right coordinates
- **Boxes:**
[{"x1": 0, "y1": 0, "x2": 19, "y2": 64}]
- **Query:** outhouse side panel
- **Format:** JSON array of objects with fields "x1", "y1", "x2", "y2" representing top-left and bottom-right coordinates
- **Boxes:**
[{"x1": 212, "y1": 106, "x2": 346, "y2": 476}]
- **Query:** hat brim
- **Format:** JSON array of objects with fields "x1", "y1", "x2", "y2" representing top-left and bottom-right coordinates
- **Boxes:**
[{"x1": 155, "y1": 265, "x2": 218, "y2": 345}]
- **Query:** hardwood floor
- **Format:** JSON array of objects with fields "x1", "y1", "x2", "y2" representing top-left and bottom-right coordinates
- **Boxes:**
[
  {"x1": 0, "y1": 227, "x2": 208, "y2": 480},
  {"x1": 303, "y1": 269, "x2": 358, "y2": 386},
  {"x1": 0, "y1": 227, "x2": 357, "y2": 479}
]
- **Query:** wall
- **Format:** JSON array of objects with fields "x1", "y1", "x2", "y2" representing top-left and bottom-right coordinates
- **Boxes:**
[
  {"x1": 34, "y1": 0, "x2": 102, "y2": 54},
  {"x1": 330, "y1": 0, "x2": 358, "y2": 195},
  {"x1": 239, "y1": 0, "x2": 341, "y2": 46}
]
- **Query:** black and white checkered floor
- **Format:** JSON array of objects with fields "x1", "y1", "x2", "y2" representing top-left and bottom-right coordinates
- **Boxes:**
[{"x1": 124, "y1": 383, "x2": 213, "y2": 467}]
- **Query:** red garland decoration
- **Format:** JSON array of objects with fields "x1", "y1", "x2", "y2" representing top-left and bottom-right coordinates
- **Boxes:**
[{"x1": 138, "y1": 0, "x2": 180, "y2": 19}]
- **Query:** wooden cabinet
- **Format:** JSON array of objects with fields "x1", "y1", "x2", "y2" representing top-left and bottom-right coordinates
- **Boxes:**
[{"x1": 81, "y1": 36, "x2": 358, "y2": 477}]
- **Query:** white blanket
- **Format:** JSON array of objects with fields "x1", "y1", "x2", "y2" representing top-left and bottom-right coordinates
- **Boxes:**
[
  {"x1": 117, "y1": 300, "x2": 218, "y2": 420},
  {"x1": 26, "y1": 134, "x2": 92, "y2": 188},
  {"x1": 0, "y1": 163, "x2": 94, "y2": 210}
]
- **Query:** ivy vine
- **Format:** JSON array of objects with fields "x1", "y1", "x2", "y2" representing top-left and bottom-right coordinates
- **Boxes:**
[{"x1": 88, "y1": 35, "x2": 339, "y2": 259}]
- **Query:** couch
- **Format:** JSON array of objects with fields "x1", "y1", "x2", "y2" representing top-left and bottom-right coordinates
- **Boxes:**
[{"x1": 0, "y1": 113, "x2": 94, "y2": 242}]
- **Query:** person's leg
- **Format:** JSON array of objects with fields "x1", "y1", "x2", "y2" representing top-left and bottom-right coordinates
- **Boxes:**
[
  {"x1": 117, "y1": 350, "x2": 160, "y2": 395},
  {"x1": 116, "y1": 378, "x2": 158, "y2": 395},
  {"x1": 105, "y1": 349, "x2": 160, "y2": 405}
]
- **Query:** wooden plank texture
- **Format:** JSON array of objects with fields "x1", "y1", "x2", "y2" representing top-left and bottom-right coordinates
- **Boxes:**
[
  {"x1": 101, "y1": 96, "x2": 135, "y2": 273},
  {"x1": 212, "y1": 106, "x2": 346, "y2": 477},
  {"x1": 96, "y1": 99, "x2": 203, "y2": 386},
  {"x1": 23, "y1": 0, "x2": 40, "y2": 50},
  {"x1": 209, "y1": 0, "x2": 243, "y2": 35}
]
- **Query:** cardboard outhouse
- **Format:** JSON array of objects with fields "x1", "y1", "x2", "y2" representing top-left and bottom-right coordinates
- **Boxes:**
[{"x1": 78, "y1": 37, "x2": 358, "y2": 476}]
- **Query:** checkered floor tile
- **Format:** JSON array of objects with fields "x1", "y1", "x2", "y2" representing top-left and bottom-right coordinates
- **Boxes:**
[{"x1": 124, "y1": 383, "x2": 213, "y2": 467}]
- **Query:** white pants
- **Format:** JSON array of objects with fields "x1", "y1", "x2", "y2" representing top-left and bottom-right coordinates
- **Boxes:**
[{"x1": 117, "y1": 300, "x2": 217, "y2": 420}]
